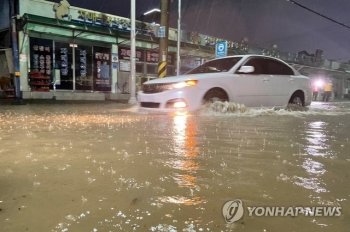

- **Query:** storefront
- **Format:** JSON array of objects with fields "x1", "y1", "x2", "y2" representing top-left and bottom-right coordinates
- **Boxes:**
[
  {"x1": 117, "y1": 46, "x2": 176, "y2": 92},
  {"x1": 29, "y1": 37, "x2": 112, "y2": 91},
  {"x1": 15, "y1": 0, "x2": 252, "y2": 100},
  {"x1": 17, "y1": 0, "x2": 179, "y2": 99},
  {"x1": 180, "y1": 56, "x2": 203, "y2": 74}
]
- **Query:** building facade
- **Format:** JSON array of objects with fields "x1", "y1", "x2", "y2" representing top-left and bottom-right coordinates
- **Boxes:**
[{"x1": 1, "y1": 0, "x2": 350, "y2": 100}]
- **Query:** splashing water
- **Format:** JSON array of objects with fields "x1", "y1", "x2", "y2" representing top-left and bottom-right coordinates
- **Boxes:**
[
  {"x1": 205, "y1": 101, "x2": 250, "y2": 114},
  {"x1": 199, "y1": 101, "x2": 350, "y2": 117}
]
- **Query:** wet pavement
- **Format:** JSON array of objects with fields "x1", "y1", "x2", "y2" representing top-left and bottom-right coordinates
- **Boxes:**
[{"x1": 0, "y1": 101, "x2": 350, "y2": 231}]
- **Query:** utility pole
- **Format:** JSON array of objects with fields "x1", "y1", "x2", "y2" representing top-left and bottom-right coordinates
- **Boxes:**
[
  {"x1": 10, "y1": 1, "x2": 24, "y2": 104},
  {"x1": 128, "y1": 0, "x2": 137, "y2": 104},
  {"x1": 11, "y1": 16, "x2": 21, "y2": 104},
  {"x1": 158, "y1": 0, "x2": 170, "y2": 78},
  {"x1": 176, "y1": 0, "x2": 181, "y2": 76}
]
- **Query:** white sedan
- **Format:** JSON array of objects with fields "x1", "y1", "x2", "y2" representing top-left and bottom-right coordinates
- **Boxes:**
[{"x1": 137, "y1": 55, "x2": 312, "y2": 112}]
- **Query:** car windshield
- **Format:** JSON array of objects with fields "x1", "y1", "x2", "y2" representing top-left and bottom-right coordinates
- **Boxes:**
[{"x1": 186, "y1": 57, "x2": 242, "y2": 74}]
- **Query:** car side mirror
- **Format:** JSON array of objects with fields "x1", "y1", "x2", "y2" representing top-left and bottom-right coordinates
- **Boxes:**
[{"x1": 238, "y1": 66, "x2": 255, "y2": 73}]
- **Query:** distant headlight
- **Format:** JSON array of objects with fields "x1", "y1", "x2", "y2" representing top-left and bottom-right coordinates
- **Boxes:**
[
  {"x1": 172, "y1": 80, "x2": 198, "y2": 89},
  {"x1": 316, "y1": 80, "x2": 324, "y2": 87}
]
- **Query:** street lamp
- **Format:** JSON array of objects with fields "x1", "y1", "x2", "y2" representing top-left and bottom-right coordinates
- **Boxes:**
[
  {"x1": 139, "y1": 8, "x2": 161, "y2": 25},
  {"x1": 138, "y1": 8, "x2": 161, "y2": 36}
]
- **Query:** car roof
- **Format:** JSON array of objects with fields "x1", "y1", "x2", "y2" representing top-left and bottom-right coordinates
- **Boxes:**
[
  {"x1": 214, "y1": 54, "x2": 293, "y2": 66},
  {"x1": 215, "y1": 54, "x2": 280, "y2": 60},
  {"x1": 213, "y1": 54, "x2": 301, "y2": 75}
]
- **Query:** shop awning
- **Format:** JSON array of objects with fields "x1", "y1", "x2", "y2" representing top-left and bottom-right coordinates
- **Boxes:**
[
  {"x1": 21, "y1": 14, "x2": 250, "y2": 60},
  {"x1": 22, "y1": 14, "x2": 160, "y2": 44}
]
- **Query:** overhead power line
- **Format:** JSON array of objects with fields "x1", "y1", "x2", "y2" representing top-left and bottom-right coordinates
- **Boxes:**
[
  {"x1": 287, "y1": 0, "x2": 350, "y2": 30},
  {"x1": 262, "y1": 20, "x2": 350, "y2": 45}
]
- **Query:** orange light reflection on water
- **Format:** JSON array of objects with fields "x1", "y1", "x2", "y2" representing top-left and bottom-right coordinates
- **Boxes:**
[{"x1": 158, "y1": 114, "x2": 205, "y2": 206}]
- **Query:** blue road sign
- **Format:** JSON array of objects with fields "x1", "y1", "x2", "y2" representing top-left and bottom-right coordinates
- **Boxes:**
[{"x1": 215, "y1": 41, "x2": 227, "y2": 58}]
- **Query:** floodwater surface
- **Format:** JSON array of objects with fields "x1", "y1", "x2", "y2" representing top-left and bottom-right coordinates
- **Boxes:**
[{"x1": 0, "y1": 101, "x2": 350, "y2": 232}]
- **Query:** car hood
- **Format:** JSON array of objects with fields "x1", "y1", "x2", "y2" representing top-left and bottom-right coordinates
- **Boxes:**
[{"x1": 143, "y1": 73, "x2": 228, "y2": 84}]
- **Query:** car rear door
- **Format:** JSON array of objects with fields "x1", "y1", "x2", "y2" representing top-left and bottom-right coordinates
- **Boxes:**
[{"x1": 264, "y1": 58, "x2": 296, "y2": 107}]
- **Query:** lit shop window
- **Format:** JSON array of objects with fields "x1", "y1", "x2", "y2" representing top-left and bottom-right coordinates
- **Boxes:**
[
  {"x1": 94, "y1": 46, "x2": 111, "y2": 91},
  {"x1": 30, "y1": 38, "x2": 53, "y2": 77}
]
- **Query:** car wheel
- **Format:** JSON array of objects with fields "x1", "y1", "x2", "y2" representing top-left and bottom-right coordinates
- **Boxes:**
[
  {"x1": 289, "y1": 92, "x2": 304, "y2": 106},
  {"x1": 203, "y1": 88, "x2": 229, "y2": 103}
]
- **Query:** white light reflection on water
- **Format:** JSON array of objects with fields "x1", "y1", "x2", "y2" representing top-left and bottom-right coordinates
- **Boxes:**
[
  {"x1": 301, "y1": 159, "x2": 326, "y2": 176},
  {"x1": 304, "y1": 122, "x2": 330, "y2": 157},
  {"x1": 294, "y1": 121, "x2": 329, "y2": 194},
  {"x1": 173, "y1": 114, "x2": 187, "y2": 151}
]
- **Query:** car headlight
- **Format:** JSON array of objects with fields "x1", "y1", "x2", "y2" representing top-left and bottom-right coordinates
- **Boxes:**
[{"x1": 172, "y1": 80, "x2": 198, "y2": 89}]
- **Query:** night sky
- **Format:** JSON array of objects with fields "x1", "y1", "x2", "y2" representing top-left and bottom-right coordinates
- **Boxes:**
[{"x1": 61, "y1": 0, "x2": 350, "y2": 62}]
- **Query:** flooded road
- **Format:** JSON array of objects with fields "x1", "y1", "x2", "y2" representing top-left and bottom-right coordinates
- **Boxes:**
[{"x1": 0, "y1": 101, "x2": 350, "y2": 231}]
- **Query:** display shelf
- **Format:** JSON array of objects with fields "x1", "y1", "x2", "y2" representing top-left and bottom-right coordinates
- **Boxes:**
[
  {"x1": 29, "y1": 71, "x2": 51, "y2": 92},
  {"x1": 3, "y1": 87, "x2": 15, "y2": 98},
  {"x1": 30, "y1": 76, "x2": 50, "y2": 80},
  {"x1": 30, "y1": 82, "x2": 50, "y2": 86},
  {"x1": 31, "y1": 88, "x2": 50, "y2": 92}
]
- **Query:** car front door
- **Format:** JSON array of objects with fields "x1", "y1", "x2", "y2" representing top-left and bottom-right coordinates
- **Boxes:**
[{"x1": 234, "y1": 57, "x2": 271, "y2": 107}]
